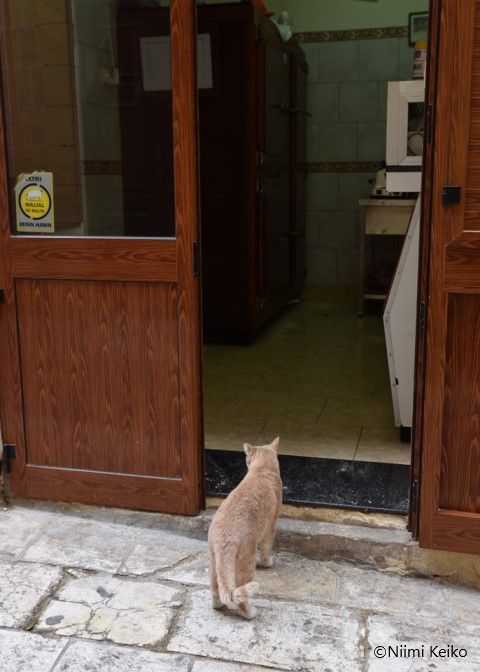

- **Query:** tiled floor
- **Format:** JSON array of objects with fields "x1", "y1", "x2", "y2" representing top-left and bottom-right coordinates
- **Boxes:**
[{"x1": 204, "y1": 300, "x2": 411, "y2": 465}]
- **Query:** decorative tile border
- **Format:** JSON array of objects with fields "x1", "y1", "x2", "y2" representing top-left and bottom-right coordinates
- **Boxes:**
[
  {"x1": 299, "y1": 161, "x2": 382, "y2": 174},
  {"x1": 294, "y1": 26, "x2": 408, "y2": 44},
  {"x1": 83, "y1": 160, "x2": 122, "y2": 176}
]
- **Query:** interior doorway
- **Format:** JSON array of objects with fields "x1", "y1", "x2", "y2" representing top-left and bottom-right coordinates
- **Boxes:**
[{"x1": 199, "y1": 0, "x2": 428, "y2": 516}]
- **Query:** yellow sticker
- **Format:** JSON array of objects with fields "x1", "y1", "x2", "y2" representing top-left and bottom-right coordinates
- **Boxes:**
[
  {"x1": 15, "y1": 172, "x2": 55, "y2": 233},
  {"x1": 19, "y1": 184, "x2": 52, "y2": 220}
]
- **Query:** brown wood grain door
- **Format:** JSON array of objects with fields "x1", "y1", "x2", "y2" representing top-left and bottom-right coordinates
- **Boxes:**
[
  {"x1": 419, "y1": 0, "x2": 480, "y2": 552},
  {"x1": 0, "y1": 0, "x2": 204, "y2": 515}
]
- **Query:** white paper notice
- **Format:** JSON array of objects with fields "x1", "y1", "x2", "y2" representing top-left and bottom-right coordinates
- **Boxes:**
[
  {"x1": 197, "y1": 34, "x2": 213, "y2": 89},
  {"x1": 140, "y1": 34, "x2": 213, "y2": 92},
  {"x1": 140, "y1": 36, "x2": 171, "y2": 91}
]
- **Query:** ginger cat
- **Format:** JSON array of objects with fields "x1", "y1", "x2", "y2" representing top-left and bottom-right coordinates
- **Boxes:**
[{"x1": 208, "y1": 437, "x2": 282, "y2": 619}]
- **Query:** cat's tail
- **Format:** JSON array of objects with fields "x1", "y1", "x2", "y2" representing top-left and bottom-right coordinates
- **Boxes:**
[
  {"x1": 232, "y1": 581, "x2": 259, "y2": 605},
  {"x1": 218, "y1": 578, "x2": 259, "y2": 607},
  {"x1": 215, "y1": 551, "x2": 259, "y2": 607}
]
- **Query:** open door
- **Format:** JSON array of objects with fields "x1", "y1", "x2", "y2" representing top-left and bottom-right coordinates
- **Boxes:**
[
  {"x1": 0, "y1": 0, "x2": 203, "y2": 514},
  {"x1": 419, "y1": 0, "x2": 480, "y2": 553}
]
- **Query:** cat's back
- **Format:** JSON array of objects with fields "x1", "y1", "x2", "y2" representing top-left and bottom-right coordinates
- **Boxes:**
[{"x1": 209, "y1": 468, "x2": 280, "y2": 542}]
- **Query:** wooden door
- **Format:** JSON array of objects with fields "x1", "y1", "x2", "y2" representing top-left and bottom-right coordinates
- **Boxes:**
[
  {"x1": 0, "y1": 0, "x2": 204, "y2": 515},
  {"x1": 419, "y1": 0, "x2": 480, "y2": 552}
]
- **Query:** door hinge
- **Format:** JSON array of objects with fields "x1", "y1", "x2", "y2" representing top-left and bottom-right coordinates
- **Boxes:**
[
  {"x1": 426, "y1": 103, "x2": 435, "y2": 144},
  {"x1": 418, "y1": 299, "x2": 427, "y2": 339},
  {"x1": 2, "y1": 444, "x2": 16, "y2": 474},
  {"x1": 193, "y1": 241, "x2": 201, "y2": 278},
  {"x1": 411, "y1": 478, "x2": 420, "y2": 517},
  {"x1": 0, "y1": 289, "x2": 4, "y2": 304}
]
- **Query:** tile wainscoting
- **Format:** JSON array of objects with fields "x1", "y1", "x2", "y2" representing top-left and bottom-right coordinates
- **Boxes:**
[{"x1": 298, "y1": 27, "x2": 416, "y2": 292}]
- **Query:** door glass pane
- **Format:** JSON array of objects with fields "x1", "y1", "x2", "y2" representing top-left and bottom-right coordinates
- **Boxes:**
[{"x1": 0, "y1": 0, "x2": 175, "y2": 237}]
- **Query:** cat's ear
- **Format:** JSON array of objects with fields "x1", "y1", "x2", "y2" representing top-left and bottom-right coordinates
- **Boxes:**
[
  {"x1": 271, "y1": 436, "x2": 280, "y2": 451},
  {"x1": 244, "y1": 443, "x2": 253, "y2": 455}
]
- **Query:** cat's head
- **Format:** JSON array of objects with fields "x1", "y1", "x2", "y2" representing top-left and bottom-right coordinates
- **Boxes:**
[{"x1": 243, "y1": 436, "x2": 280, "y2": 467}]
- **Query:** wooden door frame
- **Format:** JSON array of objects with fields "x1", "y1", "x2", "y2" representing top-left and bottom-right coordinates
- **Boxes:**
[
  {"x1": 409, "y1": 0, "x2": 441, "y2": 538},
  {"x1": 413, "y1": 0, "x2": 480, "y2": 552},
  {"x1": 171, "y1": 0, "x2": 204, "y2": 514},
  {"x1": 0, "y1": 0, "x2": 204, "y2": 514}
]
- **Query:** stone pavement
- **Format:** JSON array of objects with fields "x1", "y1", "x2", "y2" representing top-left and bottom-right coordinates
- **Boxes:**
[{"x1": 0, "y1": 502, "x2": 479, "y2": 671}]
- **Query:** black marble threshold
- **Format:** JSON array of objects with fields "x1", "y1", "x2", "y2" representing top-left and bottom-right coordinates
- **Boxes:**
[{"x1": 205, "y1": 449, "x2": 410, "y2": 515}]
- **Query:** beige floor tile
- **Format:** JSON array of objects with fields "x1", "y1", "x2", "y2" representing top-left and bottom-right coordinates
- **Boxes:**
[
  {"x1": 318, "y1": 398, "x2": 395, "y2": 429},
  {"x1": 204, "y1": 300, "x2": 400, "y2": 462},
  {"x1": 229, "y1": 397, "x2": 326, "y2": 424},
  {"x1": 323, "y1": 379, "x2": 376, "y2": 401},
  {"x1": 204, "y1": 418, "x2": 265, "y2": 452},
  {"x1": 355, "y1": 427, "x2": 411, "y2": 465},
  {"x1": 257, "y1": 422, "x2": 360, "y2": 459}
]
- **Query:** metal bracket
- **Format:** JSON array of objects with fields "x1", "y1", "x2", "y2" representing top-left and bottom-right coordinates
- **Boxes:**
[
  {"x1": 411, "y1": 479, "x2": 420, "y2": 518},
  {"x1": 418, "y1": 299, "x2": 427, "y2": 339},
  {"x1": 426, "y1": 103, "x2": 435, "y2": 144},
  {"x1": 2, "y1": 444, "x2": 16, "y2": 474},
  {"x1": 193, "y1": 241, "x2": 201, "y2": 278}
]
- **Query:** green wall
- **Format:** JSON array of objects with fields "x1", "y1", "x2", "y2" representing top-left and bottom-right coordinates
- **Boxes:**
[{"x1": 265, "y1": 0, "x2": 428, "y2": 32}]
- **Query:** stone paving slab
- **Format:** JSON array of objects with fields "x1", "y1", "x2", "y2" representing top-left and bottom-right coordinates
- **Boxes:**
[
  {"x1": 20, "y1": 511, "x2": 207, "y2": 577},
  {"x1": 0, "y1": 508, "x2": 56, "y2": 558},
  {"x1": 0, "y1": 561, "x2": 63, "y2": 627},
  {"x1": 161, "y1": 551, "x2": 338, "y2": 603},
  {"x1": 0, "y1": 629, "x2": 66, "y2": 672},
  {"x1": 22, "y1": 517, "x2": 140, "y2": 573},
  {"x1": 53, "y1": 640, "x2": 190, "y2": 672},
  {"x1": 120, "y1": 530, "x2": 207, "y2": 576},
  {"x1": 336, "y1": 562, "x2": 480, "y2": 625},
  {"x1": 367, "y1": 613, "x2": 480, "y2": 671},
  {"x1": 162, "y1": 550, "x2": 480, "y2": 626},
  {"x1": 35, "y1": 573, "x2": 183, "y2": 647},
  {"x1": 167, "y1": 589, "x2": 363, "y2": 672},
  {"x1": 192, "y1": 661, "x2": 287, "y2": 672}
]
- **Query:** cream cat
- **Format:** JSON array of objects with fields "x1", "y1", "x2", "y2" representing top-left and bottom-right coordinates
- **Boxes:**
[{"x1": 208, "y1": 437, "x2": 282, "y2": 619}]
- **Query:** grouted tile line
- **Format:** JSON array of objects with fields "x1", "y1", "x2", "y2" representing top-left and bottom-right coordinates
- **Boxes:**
[
  {"x1": 14, "y1": 526, "x2": 52, "y2": 562},
  {"x1": 22, "y1": 566, "x2": 71, "y2": 632},
  {"x1": 187, "y1": 651, "x2": 291, "y2": 672},
  {"x1": 358, "y1": 611, "x2": 371, "y2": 672},
  {"x1": 116, "y1": 550, "x2": 205, "y2": 580},
  {"x1": 46, "y1": 637, "x2": 74, "y2": 672},
  {"x1": 157, "y1": 586, "x2": 193, "y2": 653}
]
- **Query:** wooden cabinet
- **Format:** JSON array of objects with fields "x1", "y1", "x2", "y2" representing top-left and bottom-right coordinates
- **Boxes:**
[
  {"x1": 117, "y1": 4, "x2": 307, "y2": 342},
  {"x1": 198, "y1": 5, "x2": 307, "y2": 342}
]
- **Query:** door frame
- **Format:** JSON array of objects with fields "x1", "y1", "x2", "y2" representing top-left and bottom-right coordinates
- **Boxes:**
[
  {"x1": 409, "y1": 0, "x2": 441, "y2": 538},
  {"x1": 0, "y1": 0, "x2": 204, "y2": 514}
]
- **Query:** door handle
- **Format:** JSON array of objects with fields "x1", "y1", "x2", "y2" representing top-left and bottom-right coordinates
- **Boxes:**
[{"x1": 442, "y1": 186, "x2": 461, "y2": 206}]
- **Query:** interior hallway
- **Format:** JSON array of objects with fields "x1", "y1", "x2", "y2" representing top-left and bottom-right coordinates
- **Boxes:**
[{"x1": 204, "y1": 300, "x2": 410, "y2": 466}]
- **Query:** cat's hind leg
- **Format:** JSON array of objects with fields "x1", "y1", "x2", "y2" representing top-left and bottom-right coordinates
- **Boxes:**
[
  {"x1": 209, "y1": 547, "x2": 222, "y2": 610},
  {"x1": 257, "y1": 523, "x2": 276, "y2": 568},
  {"x1": 235, "y1": 543, "x2": 258, "y2": 620}
]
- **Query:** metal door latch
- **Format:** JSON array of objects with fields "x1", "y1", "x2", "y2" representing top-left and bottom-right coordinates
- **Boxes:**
[
  {"x1": 442, "y1": 186, "x2": 461, "y2": 206},
  {"x1": 1, "y1": 444, "x2": 16, "y2": 474}
]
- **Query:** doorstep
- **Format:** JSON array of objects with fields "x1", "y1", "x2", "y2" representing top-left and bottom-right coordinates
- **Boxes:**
[
  {"x1": 5, "y1": 498, "x2": 480, "y2": 591},
  {"x1": 206, "y1": 449, "x2": 410, "y2": 514}
]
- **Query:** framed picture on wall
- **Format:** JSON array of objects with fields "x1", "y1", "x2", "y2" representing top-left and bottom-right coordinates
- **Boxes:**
[{"x1": 409, "y1": 12, "x2": 429, "y2": 46}]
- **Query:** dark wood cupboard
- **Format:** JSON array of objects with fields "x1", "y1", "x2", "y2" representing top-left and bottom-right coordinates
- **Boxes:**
[
  {"x1": 117, "y1": 3, "x2": 307, "y2": 342},
  {"x1": 198, "y1": 4, "x2": 308, "y2": 341}
]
